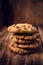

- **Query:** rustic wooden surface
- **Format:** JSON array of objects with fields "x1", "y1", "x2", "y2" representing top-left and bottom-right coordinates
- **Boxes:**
[{"x1": 0, "y1": 26, "x2": 43, "y2": 65}]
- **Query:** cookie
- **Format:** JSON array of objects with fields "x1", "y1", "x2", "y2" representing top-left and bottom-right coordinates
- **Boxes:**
[
  {"x1": 19, "y1": 49, "x2": 32, "y2": 55},
  {"x1": 24, "y1": 33, "x2": 40, "y2": 41},
  {"x1": 9, "y1": 46, "x2": 33, "y2": 55},
  {"x1": 8, "y1": 24, "x2": 38, "y2": 34},
  {"x1": 17, "y1": 39, "x2": 34, "y2": 45}
]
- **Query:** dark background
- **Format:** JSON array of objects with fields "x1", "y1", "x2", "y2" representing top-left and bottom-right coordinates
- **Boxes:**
[{"x1": 0, "y1": 0, "x2": 43, "y2": 27}]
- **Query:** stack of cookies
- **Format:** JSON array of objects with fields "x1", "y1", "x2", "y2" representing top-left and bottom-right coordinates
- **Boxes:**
[{"x1": 8, "y1": 24, "x2": 41, "y2": 55}]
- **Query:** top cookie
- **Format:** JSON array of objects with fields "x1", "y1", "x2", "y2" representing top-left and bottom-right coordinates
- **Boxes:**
[{"x1": 8, "y1": 23, "x2": 38, "y2": 34}]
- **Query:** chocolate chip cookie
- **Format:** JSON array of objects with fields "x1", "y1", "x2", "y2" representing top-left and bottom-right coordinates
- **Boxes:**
[{"x1": 8, "y1": 24, "x2": 38, "y2": 34}]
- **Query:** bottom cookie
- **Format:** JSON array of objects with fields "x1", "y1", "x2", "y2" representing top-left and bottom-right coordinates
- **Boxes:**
[{"x1": 9, "y1": 46, "x2": 34, "y2": 55}]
